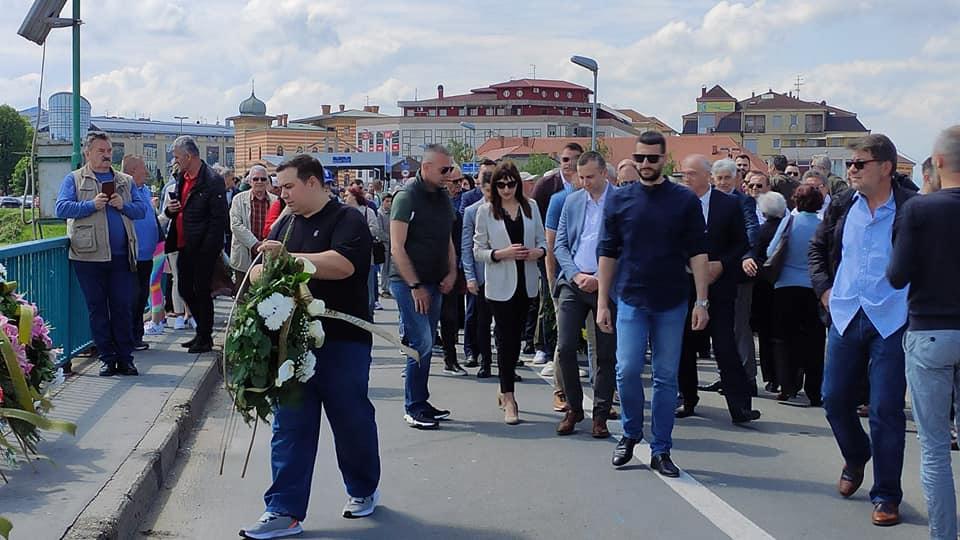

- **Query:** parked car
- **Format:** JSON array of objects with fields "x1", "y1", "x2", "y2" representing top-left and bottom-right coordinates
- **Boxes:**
[
  {"x1": 0, "y1": 196, "x2": 22, "y2": 208},
  {"x1": 20, "y1": 196, "x2": 34, "y2": 209}
]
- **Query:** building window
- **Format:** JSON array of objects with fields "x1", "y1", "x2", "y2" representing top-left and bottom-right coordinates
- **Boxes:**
[
  {"x1": 772, "y1": 115, "x2": 783, "y2": 130},
  {"x1": 744, "y1": 139, "x2": 759, "y2": 154},
  {"x1": 805, "y1": 114, "x2": 824, "y2": 133},
  {"x1": 458, "y1": 107, "x2": 467, "y2": 115},
  {"x1": 206, "y1": 146, "x2": 220, "y2": 165},
  {"x1": 248, "y1": 148, "x2": 252, "y2": 161},
  {"x1": 517, "y1": 89, "x2": 524, "y2": 97},
  {"x1": 547, "y1": 125, "x2": 557, "y2": 137},
  {"x1": 496, "y1": 108, "x2": 506, "y2": 116},
  {"x1": 566, "y1": 91, "x2": 573, "y2": 99},
  {"x1": 469, "y1": 108, "x2": 478, "y2": 115},
  {"x1": 502, "y1": 90, "x2": 510, "y2": 97},
  {"x1": 276, "y1": 145, "x2": 284, "y2": 156},
  {"x1": 439, "y1": 109, "x2": 447, "y2": 117},
  {"x1": 532, "y1": 87, "x2": 539, "y2": 93},
  {"x1": 554, "y1": 91, "x2": 560, "y2": 98},
  {"x1": 258, "y1": 147, "x2": 262, "y2": 159},
  {"x1": 520, "y1": 128, "x2": 541, "y2": 137},
  {"x1": 111, "y1": 142, "x2": 125, "y2": 165},
  {"x1": 514, "y1": 106, "x2": 522, "y2": 116},
  {"x1": 772, "y1": 138, "x2": 781, "y2": 149},
  {"x1": 744, "y1": 114, "x2": 765, "y2": 133},
  {"x1": 428, "y1": 109, "x2": 437, "y2": 116},
  {"x1": 406, "y1": 110, "x2": 414, "y2": 116},
  {"x1": 790, "y1": 114, "x2": 799, "y2": 129},
  {"x1": 485, "y1": 107, "x2": 493, "y2": 116},
  {"x1": 697, "y1": 113, "x2": 716, "y2": 134},
  {"x1": 143, "y1": 143, "x2": 158, "y2": 175},
  {"x1": 225, "y1": 147, "x2": 235, "y2": 167}
]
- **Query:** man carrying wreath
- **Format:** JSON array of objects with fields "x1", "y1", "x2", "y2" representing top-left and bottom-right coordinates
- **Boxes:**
[{"x1": 240, "y1": 154, "x2": 380, "y2": 539}]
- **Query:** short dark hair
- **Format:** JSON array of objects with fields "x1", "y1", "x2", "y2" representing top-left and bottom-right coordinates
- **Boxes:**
[
  {"x1": 276, "y1": 154, "x2": 326, "y2": 183},
  {"x1": 638, "y1": 131, "x2": 666, "y2": 154},
  {"x1": 481, "y1": 171, "x2": 493, "y2": 185},
  {"x1": 462, "y1": 174, "x2": 475, "y2": 190},
  {"x1": 736, "y1": 154, "x2": 750, "y2": 161},
  {"x1": 382, "y1": 192, "x2": 394, "y2": 201},
  {"x1": 577, "y1": 150, "x2": 606, "y2": 171},
  {"x1": 793, "y1": 184, "x2": 824, "y2": 213},
  {"x1": 848, "y1": 134, "x2": 897, "y2": 173},
  {"x1": 562, "y1": 142, "x2": 584, "y2": 154},
  {"x1": 922, "y1": 156, "x2": 933, "y2": 176},
  {"x1": 772, "y1": 155, "x2": 788, "y2": 172},
  {"x1": 480, "y1": 158, "x2": 497, "y2": 167}
]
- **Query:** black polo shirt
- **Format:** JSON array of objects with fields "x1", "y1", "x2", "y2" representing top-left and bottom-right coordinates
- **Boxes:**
[{"x1": 269, "y1": 200, "x2": 372, "y2": 345}]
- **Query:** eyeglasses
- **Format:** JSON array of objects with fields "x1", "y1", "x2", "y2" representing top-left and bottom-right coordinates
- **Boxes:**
[
  {"x1": 251, "y1": 177, "x2": 269, "y2": 182},
  {"x1": 439, "y1": 166, "x2": 455, "y2": 175},
  {"x1": 449, "y1": 177, "x2": 464, "y2": 183},
  {"x1": 786, "y1": 172, "x2": 800, "y2": 177},
  {"x1": 748, "y1": 183, "x2": 765, "y2": 189},
  {"x1": 846, "y1": 159, "x2": 880, "y2": 171},
  {"x1": 560, "y1": 155, "x2": 581, "y2": 163},
  {"x1": 495, "y1": 180, "x2": 518, "y2": 189},
  {"x1": 632, "y1": 154, "x2": 662, "y2": 164}
]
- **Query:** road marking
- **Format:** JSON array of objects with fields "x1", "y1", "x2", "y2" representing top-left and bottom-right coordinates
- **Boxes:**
[{"x1": 535, "y1": 366, "x2": 776, "y2": 540}]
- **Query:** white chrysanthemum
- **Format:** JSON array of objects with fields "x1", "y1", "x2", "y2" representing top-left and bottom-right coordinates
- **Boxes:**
[
  {"x1": 276, "y1": 359, "x2": 296, "y2": 386},
  {"x1": 307, "y1": 299, "x2": 326, "y2": 317},
  {"x1": 308, "y1": 319, "x2": 325, "y2": 346},
  {"x1": 297, "y1": 350, "x2": 316, "y2": 383},
  {"x1": 297, "y1": 257, "x2": 317, "y2": 275},
  {"x1": 51, "y1": 368, "x2": 65, "y2": 389},
  {"x1": 257, "y1": 293, "x2": 295, "y2": 331}
]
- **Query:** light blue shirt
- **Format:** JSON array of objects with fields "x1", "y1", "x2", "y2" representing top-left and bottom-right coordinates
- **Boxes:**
[
  {"x1": 829, "y1": 191, "x2": 908, "y2": 338},
  {"x1": 572, "y1": 185, "x2": 609, "y2": 274},
  {"x1": 774, "y1": 211, "x2": 820, "y2": 289}
]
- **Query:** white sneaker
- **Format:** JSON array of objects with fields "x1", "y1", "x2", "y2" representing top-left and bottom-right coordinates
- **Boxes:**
[
  {"x1": 144, "y1": 322, "x2": 164, "y2": 336},
  {"x1": 540, "y1": 363, "x2": 555, "y2": 377},
  {"x1": 187, "y1": 316, "x2": 197, "y2": 329},
  {"x1": 239, "y1": 511, "x2": 302, "y2": 539},
  {"x1": 532, "y1": 350, "x2": 549, "y2": 365},
  {"x1": 342, "y1": 489, "x2": 380, "y2": 518},
  {"x1": 173, "y1": 315, "x2": 185, "y2": 330}
]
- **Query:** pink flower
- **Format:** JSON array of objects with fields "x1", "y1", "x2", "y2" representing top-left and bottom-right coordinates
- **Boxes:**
[{"x1": 32, "y1": 316, "x2": 52, "y2": 348}]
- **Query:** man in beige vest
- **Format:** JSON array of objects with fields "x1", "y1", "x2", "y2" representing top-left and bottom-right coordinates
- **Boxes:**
[
  {"x1": 229, "y1": 164, "x2": 276, "y2": 288},
  {"x1": 55, "y1": 131, "x2": 150, "y2": 376}
]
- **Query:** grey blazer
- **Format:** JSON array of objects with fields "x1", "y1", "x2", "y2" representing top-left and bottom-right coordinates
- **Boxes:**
[
  {"x1": 461, "y1": 199, "x2": 485, "y2": 286},
  {"x1": 473, "y1": 200, "x2": 546, "y2": 302},
  {"x1": 553, "y1": 183, "x2": 615, "y2": 285}
]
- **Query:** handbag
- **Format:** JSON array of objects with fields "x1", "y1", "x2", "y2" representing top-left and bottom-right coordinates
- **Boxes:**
[
  {"x1": 371, "y1": 239, "x2": 386, "y2": 265},
  {"x1": 760, "y1": 213, "x2": 793, "y2": 284}
]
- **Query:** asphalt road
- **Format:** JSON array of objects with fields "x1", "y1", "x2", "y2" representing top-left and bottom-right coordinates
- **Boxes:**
[{"x1": 138, "y1": 300, "x2": 940, "y2": 540}]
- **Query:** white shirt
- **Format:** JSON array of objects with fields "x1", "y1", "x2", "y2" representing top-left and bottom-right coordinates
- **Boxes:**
[
  {"x1": 790, "y1": 193, "x2": 831, "y2": 220},
  {"x1": 573, "y1": 184, "x2": 610, "y2": 274},
  {"x1": 560, "y1": 169, "x2": 575, "y2": 191},
  {"x1": 756, "y1": 205, "x2": 767, "y2": 225},
  {"x1": 698, "y1": 187, "x2": 712, "y2": 225}
]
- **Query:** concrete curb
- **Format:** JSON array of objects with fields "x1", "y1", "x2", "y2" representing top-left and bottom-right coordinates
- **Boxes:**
[{"x1": 61, "y1": 350, "x2": 223, "y2": 540}]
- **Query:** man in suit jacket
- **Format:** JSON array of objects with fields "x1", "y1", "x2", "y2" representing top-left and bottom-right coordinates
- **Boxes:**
[
  {"x1": 228, "y1": 165, "x2": 277, "y2": 286},
  {"x1": 461, "y1": 174, "x2": 494, "y2": 377},
  {"x1": 553, "y1": 151, "x2": 617, "y2": 438},
  {"x1": 675, "y1": 155, "x2": 760, "y2": 423}
]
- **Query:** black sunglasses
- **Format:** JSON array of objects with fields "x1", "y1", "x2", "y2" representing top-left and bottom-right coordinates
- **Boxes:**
[
  {"x1": 439, "y1": 166, "x2": 455, "y2": 175},
  {"x1": 495, "y1": 180, "x2": 518, "y2": 189},
  {"x1": 846, "y1": 159, "x2": 879, "y2": 171},
  {"x1": 748, "y1": 183, "x2": 764, "y2": 189},
  {"x1": 449, "y1": 177, "x2": 465, "y2": 182},
  {"x1": 633, "y1": 153, "x2": 662, "y2": 164},
  {"x1": 560, "y1": 155, "x2": 581, "y2": 163},
  {"x1": 786, "y1": 172, "x2": 800, "y2": 177},
  {"x1": 251, "y1": 177, "x2": 269, "y2": 182}
]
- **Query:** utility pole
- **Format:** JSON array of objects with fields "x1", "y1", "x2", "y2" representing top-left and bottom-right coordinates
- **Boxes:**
[{"x1": 530, "y1": 64, "x2": 536, "y2": 79}]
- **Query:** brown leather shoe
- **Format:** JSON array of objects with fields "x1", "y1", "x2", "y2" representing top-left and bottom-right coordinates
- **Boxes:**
[
  {"x1": 552, "y1": 390, "x2": 567, "y2": 412},
  {"x1": 838, "y1": 463, "x2": 865, "y2": 498},
  {"x1": 592, "y1": 416, "x2": 610, "y2": 439},
  {"x1": 556, "y1": 410, "x2": 584, "y2": 435},
  {"x1": 871, "y1": 502, "x2": 900, "y2": 527}
]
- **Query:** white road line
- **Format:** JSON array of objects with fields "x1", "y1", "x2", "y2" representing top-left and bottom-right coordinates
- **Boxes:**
[{"x1": 534, "y1": 366, "x2": 776, "y2": 540}]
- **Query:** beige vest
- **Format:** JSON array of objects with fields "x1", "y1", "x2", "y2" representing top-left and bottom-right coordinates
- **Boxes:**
[{"x1": 66, "y1": 164, "x2": 139, "y2": 270}]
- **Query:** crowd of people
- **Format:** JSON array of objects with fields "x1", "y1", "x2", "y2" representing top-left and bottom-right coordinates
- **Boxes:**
[{"x1": 55, "y1": 124, "x2": 960, "y2": 540}]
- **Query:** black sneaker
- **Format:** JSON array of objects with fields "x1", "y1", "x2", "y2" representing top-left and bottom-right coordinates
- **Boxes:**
[
  {"x1": 116, "y1": 362, "x2": 139, "y2": 376},
  {"x1": 404, "y1": 412, "x2": 439, "y2": 430},
  {"x1": 463, "y1": 356, "x2": 479, "y2": 368},
  {"x1": 522, "y1": 343, "x2": 535, "y2": 355},
  {"x1": 425, "y1": 403, "x2": 451, "y2": 420},
  {"x1": 99, "y1": 363, "x2": 117, "y2": 377},
  {"x1": 133, "y1": 342, "x2": 149, "y2": 351}
]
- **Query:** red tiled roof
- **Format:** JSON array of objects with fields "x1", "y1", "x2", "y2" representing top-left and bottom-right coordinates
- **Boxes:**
[
  {"x1": 488, "y1": 79, "x2": 590, "y2": 92},
  {"x1": 699, "y1": 85, "x2": 736, "y2": 101},
  {"x1": 739, "y1": 91, "x2": 824, "y2": 110}
]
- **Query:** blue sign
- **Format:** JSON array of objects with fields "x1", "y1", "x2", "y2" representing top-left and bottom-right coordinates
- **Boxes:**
[
  {"x1": 461, "y1": 162, "x2": 478, "y2": 175},
  {"x1": 332, "y1": 155, "x2": 352, "y2": 164}
]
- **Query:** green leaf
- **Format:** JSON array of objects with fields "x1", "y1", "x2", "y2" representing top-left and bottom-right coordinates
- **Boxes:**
[
  {"x1": 0, "y1": 516, "x2": 12, "y2": 539},
  {"x1": 0, "y1": 408, "x2": 77, "y2": 436}
]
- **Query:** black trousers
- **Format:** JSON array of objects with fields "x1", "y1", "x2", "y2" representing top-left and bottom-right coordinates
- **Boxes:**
[
  {"x1": 132, "y1": 260, "x2": 152, "y2": 343},
  {"x1": 440, "y1": 287, "x2": 464, "y2": 366},
  {"x1": 772, "y1": 286, "x2": 825, "y2": 402},
  {"x1": 489, "y1": 289, "x2": 531, "y2": 393},
  {"x1": 679, "y1": 292, "x2": 753, "y2": 417},
  {"x1": 474, "y1": 285, "x2": 493, "y2": 368},
  {"x1": 751, "y1": 279, "x2": 778, "y2": 386},
  {"x1": 555, "y1": 282, "x2": 616, "y2": 416},
  {"x1": 177, "y1": 247, "x2": 216, "y2": 342}
]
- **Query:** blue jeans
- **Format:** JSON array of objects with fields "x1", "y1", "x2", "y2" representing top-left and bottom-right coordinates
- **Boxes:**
[
  {"x1": 615, "y1": 300, "x2": 688, "y2": 456},
  {"x1": 72, "y1": 256, "x2": 137, "y2": 367},
  {"x1": 463, "y1": 292, "x2": 477, "y2": 359},
  {"x1": 391, "y1": 280, "x2": 442, "y2": 415},
  {"x1": 905, "y1": 329, "x2": 960, "y2": 539},
  {"x1": 264, "y1": 340, "x2": 380, "y2": 521},
  {"x1": 822, "y1": 309, "x2": 906, "y2": 504}
]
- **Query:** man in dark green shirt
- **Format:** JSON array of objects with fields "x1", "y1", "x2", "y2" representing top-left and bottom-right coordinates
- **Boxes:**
[{"x1": 390, "y1": 144, "x2": 458, "y2": 430}]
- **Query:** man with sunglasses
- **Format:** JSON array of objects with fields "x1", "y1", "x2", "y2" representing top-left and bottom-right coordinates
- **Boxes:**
[
  {"x1": 809, "y1": 134, "x2": 916, "y2": 527},
  {"x1": 597, "y1": 131, "x2": 712, "y2": 477},
  {"x1": 229, "y1": 165, "x2": 277, "y2": 288},
  {"x1": 785, "y1": 163, "x2": 801, "y2": 179},
  {"x1": 745, "y1": 172, "x2": 771, "y2": 222},
  {"x1": 390, "y1": 144, "x2": 458, "y2": 430}
]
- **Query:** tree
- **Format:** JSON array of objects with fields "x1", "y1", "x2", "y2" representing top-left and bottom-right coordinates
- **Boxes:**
[
  {"x1": 0, "y1": 105, "x2": 31, "y2": 195},
  {"x1": 662, "y1": 153, "x2": 677, "y2": 177},
  {"x1": 596, "y1": 138, "x2": 610, "y2": 160},
  {"x1": 10, "y1": 156, "x2": 35, "y2": 196},
  {"x1": 522, "y1": 153, "x2": 557, "y2": 176},
  {"x1": 446, "y1": 139, "x2": 474, "y2": 166}
]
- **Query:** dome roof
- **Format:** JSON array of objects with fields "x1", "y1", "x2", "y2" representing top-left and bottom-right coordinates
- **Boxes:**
[{"x1": 239, "y1": 91, "x2": 267, "y2": 116}]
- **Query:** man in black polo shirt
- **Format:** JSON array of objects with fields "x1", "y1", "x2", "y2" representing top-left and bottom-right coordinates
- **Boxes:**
[
  {"x1": 240, "y1": 155, "x2": 380, "y2": 539},
  {"x1": 390, "y1": 144, "x2": 458, "y2": 430}
]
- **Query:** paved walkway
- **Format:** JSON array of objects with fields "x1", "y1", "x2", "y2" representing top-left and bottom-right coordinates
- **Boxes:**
[
  {"x1": 139, "y1": 299, "x2": 942, "y2": 540},
  {"x1": 0, "y1": 301, "x2": 228, "y2": 539}
]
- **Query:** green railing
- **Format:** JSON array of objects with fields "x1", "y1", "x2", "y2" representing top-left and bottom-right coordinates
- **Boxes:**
[{"x1": 0, "y1": 237, "x2": 91, "y2": 365}]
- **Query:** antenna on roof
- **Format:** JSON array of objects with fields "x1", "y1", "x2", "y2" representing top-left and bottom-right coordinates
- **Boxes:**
[
  {"x1": 794, "y1": 75, "x2": 804, "y2": 100},
  {"x1": 530, "y1": 64, "x2": 536, "y2": 79}
]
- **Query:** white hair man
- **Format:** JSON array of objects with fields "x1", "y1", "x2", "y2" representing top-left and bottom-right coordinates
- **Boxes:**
[{"x1": 229, "y1": 164, "x2": 277, "y2": 287}]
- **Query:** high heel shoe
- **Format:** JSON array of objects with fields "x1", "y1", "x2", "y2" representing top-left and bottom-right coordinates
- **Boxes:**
[
  {"x1": 503, "y1": 394, "x2": 519, "y2": 425},
  {"x1": 497, "y1": 391, "x2": 504, "y2": 410}
]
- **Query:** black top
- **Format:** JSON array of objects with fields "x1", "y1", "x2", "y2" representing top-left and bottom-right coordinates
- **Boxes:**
[
  {"x1": 164, "y1": 161, "x2": 228, "y2": 255},
  {"x1": 269, "y1": 200, "x2": 373, "y2": 344},
  {"x1": 887, "y1": 188, "x2": 960, "y2": 330},
  {"x1": 701, "y1": 188, "x2": 751, "y2": 301},
  {"x1": 389, "y1": 175, "x2": 455, "y2": 284},
  {"x1": 598, "y1": 180, "x2": 707, "y2": 310},
  {"x1": 502, "y1": 208, "x2": 525, "y2": 296}
]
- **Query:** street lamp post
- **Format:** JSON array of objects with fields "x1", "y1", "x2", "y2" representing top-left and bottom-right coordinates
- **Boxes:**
[
  {"x1": 174, "y1": 116, "x2": 188, "y2": 135},
  {"x1": 570, "y1": 55, "x2": 598, "y2": 151},
  {"x1": 459, "y1": 121, "x2": 477, "y2": 174}
]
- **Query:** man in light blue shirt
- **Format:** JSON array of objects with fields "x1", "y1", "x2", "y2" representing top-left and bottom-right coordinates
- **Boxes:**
[{"x1": 808, "y1": 134, "x2": 915, "y2": 527}]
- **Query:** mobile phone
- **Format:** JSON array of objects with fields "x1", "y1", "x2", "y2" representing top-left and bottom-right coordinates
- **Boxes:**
[
  {"x1": 101, "y1": 181, "x2": 115, "y2": 197},
  {"x1": 168, "y1": 188, "x2": 178, "y2": 201}
]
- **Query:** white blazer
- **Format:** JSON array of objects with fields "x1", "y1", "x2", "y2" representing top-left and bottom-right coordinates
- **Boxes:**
[{"x1": 473, "y1": 200, "x2": 546, "y2": 302}]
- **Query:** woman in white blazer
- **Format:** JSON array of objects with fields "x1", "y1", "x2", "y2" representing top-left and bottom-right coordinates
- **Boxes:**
[{"x1": 473, "y1": 161, "x2": 546, "y2": 424}]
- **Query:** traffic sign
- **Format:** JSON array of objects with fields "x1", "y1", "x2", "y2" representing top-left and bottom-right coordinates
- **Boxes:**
[{"x1": 461, "y1": 162, "x2": 479, "y2": 175}]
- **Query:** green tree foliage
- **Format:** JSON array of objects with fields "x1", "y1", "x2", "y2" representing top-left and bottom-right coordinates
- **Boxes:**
[
  {"x1": 0, "y1": 105, "x2": 32, "y2": 195},
  {"x1": 10, "y1": 156, "x2": 35, "y2": 196},
  {"x1": 522, "y1": 153, "x2": 557, "y2": 176},
  {"x1": 662, "y1": 153, "x2": 677, "y2": 177},
  {"x1": 596, "y1": 138, "x2": 610, "y2": 159},
  {"x1": 447, "y1": 139, "x2": 474, "y2": 166}
]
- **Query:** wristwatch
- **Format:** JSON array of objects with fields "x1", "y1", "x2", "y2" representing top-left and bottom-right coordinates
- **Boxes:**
[
  {"x1": 694, "y1": 299, "x2": 710, "y2": 310},
  {"x1": 409, "y1": 282, "x2": 421, "y2": 290}
]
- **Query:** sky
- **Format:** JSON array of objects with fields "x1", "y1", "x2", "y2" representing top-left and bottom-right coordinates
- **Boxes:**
[{"x1": 2, "y1": 0, "x2": 959, "y2": 169}]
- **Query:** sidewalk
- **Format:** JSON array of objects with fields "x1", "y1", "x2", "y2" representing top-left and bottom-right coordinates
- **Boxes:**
[{"x1": 0, "y1": 300, "x2": 229, "y2": 539}]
